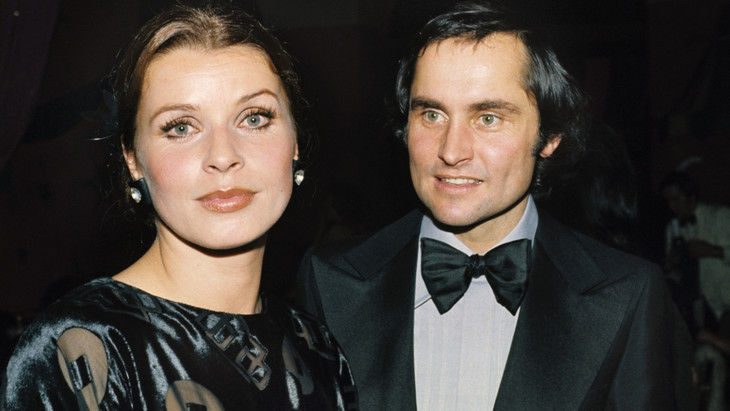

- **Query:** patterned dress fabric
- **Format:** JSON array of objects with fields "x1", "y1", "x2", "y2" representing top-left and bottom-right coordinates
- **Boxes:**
[{"x1": 1, "y1": 278, "x2": 358, "y2": 410}]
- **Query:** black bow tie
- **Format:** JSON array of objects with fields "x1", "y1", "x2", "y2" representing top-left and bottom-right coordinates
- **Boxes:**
[{"x1": 420, "y1": 238, "x2": 532, "y2": 315}]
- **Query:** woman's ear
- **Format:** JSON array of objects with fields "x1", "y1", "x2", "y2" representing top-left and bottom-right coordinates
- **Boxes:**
[{"x1": 122, "y1": 145, "x2": 142, "y2": 180}]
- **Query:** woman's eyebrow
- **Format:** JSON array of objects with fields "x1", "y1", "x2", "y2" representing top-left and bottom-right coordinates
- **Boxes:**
[
  {"x1": 150, "y1": 103, "x2": 197, "y2": 122},
  {"x1": 235, "y1": 89, "x2": 279, "y2": 106},
  {"x1": 148, "y1": 89, "x2": 282, "y2": 123}
]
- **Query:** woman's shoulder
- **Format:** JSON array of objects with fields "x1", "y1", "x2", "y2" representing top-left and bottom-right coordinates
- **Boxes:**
[
  {"x1": 9, "y1": 278, "x2": 147, "y2": 355},
  {"x1": 30, "y1": 277, "x2": 158, "y2": 327},
  {"x1": 8, "y1": 277, "x2": 173, "y2": 368},
  {"x1": 2, "y1": 278, "x2": 140, "y2": 408}
]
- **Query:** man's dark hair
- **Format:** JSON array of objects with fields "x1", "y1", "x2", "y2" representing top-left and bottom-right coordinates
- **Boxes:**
[{"x1": 394, "y1": 1, "x2": 588, "y2": 194}]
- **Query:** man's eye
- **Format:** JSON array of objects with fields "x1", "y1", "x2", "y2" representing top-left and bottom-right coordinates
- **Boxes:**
[
  {"x1": 425, "y1": 111, "x2": 441, "y2": 122},
  {"x1": 480, "y1": 114, "x2": 497, "y2": 125}
]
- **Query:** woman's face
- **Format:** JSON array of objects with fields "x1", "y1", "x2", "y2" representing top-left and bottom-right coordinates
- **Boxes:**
[{"x1": 125, "y1": 45, "x2": 298, "y2": 251}]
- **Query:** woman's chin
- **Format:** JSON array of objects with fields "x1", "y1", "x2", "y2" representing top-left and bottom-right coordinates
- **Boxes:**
[{"x1": 190, "y1": 233, "x2": 269, "y2": 256}]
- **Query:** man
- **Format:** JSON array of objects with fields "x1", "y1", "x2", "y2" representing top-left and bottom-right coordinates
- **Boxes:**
[
  {"x1": 661, "y1": 170, "x2": 730, "y2": 411},
  {"x1": 299, "y1": 2, "x2": 693, "y2": 409},
  {"x1": 662, "y1": 170, "x2": 730, "y2": 326}
]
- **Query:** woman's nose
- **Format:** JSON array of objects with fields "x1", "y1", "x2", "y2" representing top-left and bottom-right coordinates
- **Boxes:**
[{"x1": 205, "y1": 130, "x2": 244, "y2": 173}]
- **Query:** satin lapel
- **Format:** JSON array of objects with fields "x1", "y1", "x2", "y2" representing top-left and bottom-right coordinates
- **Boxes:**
[
  {"x1": 313, "y1": 210, "x2": 422, "y2": 410},
  {"x1": 495, "y1": 213, "x2": 641, "y2": 410},
  {"x1": 342, "y1": 210, "x2": 423, "y2": 281}
]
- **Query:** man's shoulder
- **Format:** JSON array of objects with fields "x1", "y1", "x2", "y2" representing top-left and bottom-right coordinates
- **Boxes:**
[
  {"x1": 305, "y1": 209, "x2": 423, "y2": 269},
  {"x1": 571, "y1": 225, "x2": 658, "y2": 274},
  {"x1": 537, "y1": 211, "x2": 661, "y2": 288}
]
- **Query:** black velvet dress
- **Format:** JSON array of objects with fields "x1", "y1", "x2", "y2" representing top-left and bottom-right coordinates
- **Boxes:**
[{"x1": 1, "y1": 278, "x2": 358, "y2": 410}]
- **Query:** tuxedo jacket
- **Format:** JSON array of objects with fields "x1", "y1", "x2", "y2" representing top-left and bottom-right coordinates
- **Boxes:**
[{"x1": 297, "y1": 209, "x2": 694, "y2": 410}]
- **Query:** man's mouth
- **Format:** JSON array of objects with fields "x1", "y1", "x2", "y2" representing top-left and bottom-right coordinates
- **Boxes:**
[{"x1": 439, "y1": 177, "x2": 482, "y2": 185}]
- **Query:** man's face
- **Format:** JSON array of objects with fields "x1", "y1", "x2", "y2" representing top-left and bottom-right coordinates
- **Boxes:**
[
  {"x1": 662, "y1": 185, "x2": 696, "y2": 220},
  {"x1": 406, "y1": 34, "x2": 560, "y2": 250}
]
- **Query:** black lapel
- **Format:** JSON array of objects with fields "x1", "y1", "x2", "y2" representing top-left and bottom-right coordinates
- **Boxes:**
[
  {"x1": 342, "y1": 210, "x2": 423, "y2": 280},
  {"x1": 495, "y1": 212, "x2": 643, "y2": 410},
  {"x1": 312, "y1": 210, "x2": 422, "y2": 410}
]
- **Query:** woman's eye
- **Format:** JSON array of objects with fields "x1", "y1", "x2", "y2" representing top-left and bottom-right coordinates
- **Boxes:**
[
  {"x1": 243, "y1": 113, "x2": 270, "y2": 128},
  {"x1": 480, "y1": 114, "x2": 497, "y2": 126},
  {"x1": 172, "y1": 124, "x2": 190, "y2": 135},
  {"x1": 162, "y1": 120, "x2": 195, "y2": 139}
]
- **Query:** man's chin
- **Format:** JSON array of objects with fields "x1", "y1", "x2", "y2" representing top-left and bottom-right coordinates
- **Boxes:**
[
  {"x1": 427, "y1": 210, "x2": 488, "y2": 234},
  {"x1": 424, "y1": 193, "x2": 528, "y2": 235}
]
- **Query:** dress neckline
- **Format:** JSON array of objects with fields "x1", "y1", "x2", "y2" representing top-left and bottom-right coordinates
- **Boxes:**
[{"x1": 94, "y1": 277, "x2": 269, "y2": 317}]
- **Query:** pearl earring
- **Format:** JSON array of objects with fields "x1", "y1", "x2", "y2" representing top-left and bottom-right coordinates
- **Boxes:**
[
  {"x1": 294, "y1": 170, "x2": 305, "y2": 186},
  {"x1": 130, "y1": 187, "x2": 142, "y2": 203},
  {"x1": 129, "y1": 178, "x2": 151, "y2": 205}
]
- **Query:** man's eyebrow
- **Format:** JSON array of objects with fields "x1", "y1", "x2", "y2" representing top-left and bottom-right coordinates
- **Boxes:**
[
  {"x1": 470, "y1": 100, "x2": 521, "y2": 113},
  {"x1": 409, "y1": 97, "x2": 521, "y2": 114},
  {"x1": 410, "y1": 97, "x2": 444, "y2": 111}
]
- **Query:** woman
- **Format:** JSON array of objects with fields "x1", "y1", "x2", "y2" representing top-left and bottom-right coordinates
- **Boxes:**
[{"x1": 2, "y1": 3, "x2": 357, "y2": 410}]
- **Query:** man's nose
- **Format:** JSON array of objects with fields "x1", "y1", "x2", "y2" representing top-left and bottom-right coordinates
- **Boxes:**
[{"x1": 438, "y1": 121, "x2": 474, "y2": 166}]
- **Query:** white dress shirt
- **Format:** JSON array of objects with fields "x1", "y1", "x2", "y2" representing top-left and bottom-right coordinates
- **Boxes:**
[
  {"x1": 414, "y1": 196, "x2": 538, "y2": 410},
  {"x1": 665, "y1": 202, "x2": 730, "y2": 319}
]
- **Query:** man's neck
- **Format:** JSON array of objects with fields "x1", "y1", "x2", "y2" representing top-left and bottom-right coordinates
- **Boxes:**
[
  {"x1": 456, "y1": 201, "x2": 527, "y2": 254},
  {"x1": 424, "y1": 195, "x2": 537, "y2": 255}
]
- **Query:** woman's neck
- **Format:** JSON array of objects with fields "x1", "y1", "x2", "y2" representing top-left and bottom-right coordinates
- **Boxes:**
[{"x1": 114, "y1": 233, "x2": 266, "y2": 315}]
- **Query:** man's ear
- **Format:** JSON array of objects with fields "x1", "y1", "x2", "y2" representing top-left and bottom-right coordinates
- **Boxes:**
[
  {"x1": 539, "y1": 134, "x2": 562, "y2": 158},
  {"x1": 122, "y1": 145, "x2": 143, "y2": 180}
]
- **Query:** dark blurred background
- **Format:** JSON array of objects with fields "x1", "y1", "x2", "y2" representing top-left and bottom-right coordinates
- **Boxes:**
[{"x1": 1, "y1": 0, "x2": 729, "y2": 322}]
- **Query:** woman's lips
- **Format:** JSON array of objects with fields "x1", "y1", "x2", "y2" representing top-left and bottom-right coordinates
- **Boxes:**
[{"x1": 196, "y1": 188, "x2": 255, "y2": 213}]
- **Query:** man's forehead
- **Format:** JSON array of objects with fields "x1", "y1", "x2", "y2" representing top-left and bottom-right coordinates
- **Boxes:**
[
  {"x1": 417, "y1": 32, "x2": 525, "y2": 61},
  {"x1": 412, "y1": 33, "x2": 529, "y2": 88},
  {"x1": 410, "y1": 33, "x2": 533, "y2": 105}
]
